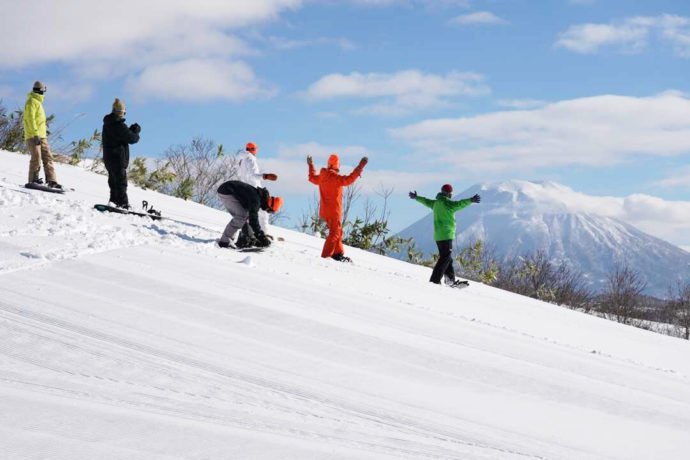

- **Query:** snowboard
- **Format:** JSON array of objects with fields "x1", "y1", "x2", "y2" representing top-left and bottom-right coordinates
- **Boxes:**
[
  {"x1": 25, "y1": 182, "x2": 66, "y2": 194},
  {"x1": 93, "y1": 204, "x2": 163, "y2": 220},
  {"x1": 236, "y1": 247, "x2": 266, "y2": 253}
]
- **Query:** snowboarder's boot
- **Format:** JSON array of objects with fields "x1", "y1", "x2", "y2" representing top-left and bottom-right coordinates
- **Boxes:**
[
  {"x1": 218, "y1": 240, "x2": 237, "y2": 249},
  {"x1": 236, "y1": 231, "x2": 253, "y2": 249},
  {"x1": 449, "y1": 280, "x2": 470, "y2": 289},
  {"x1": 47, "y1": 181, "x2": 63, "y2": 190},
  {"x1": 331, "y1": 253, "x2": 352, "y2": 263}
]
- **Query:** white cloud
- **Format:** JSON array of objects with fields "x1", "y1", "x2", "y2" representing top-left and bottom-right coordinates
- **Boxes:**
[
  {"x1": 390, "y1": 91, "x2": 690, "y2": 172},
  {"x1": 657, "y1": 166, "x2": 690, "y2": 189},
  {"x1": 0, "y1": 0, "x2": 301, "y2": 101},
  {"x1": 450, "y1": 11, "x2": 508, "y2": 26},
  {"x1": 261, "y1": 157, "x2": 442, "y2": 195},
  {"x1": 495, "y1": 98, "x2": 547, "y2": 109},
  {"x1": 278, "y1": 141, "x2": 369, "y2": 161},
  {"x1": 0, "y1": 1, "x2": 301, "y2": 68},
  {"x1": 267, "y1": 141, "x2": 443, "y2": 195},
  {"x1": 266, "y1": 36, "x2": 356, "y2": 51},
  {"x1": 125, "y1": 59, "x2": 274, "y2": 102},
  {"x1": 302, "y1": 70, "x2": 490, "y2": 115},
  {"x1": 556, "y1": 14, "x2": 690, "y2": 56}
]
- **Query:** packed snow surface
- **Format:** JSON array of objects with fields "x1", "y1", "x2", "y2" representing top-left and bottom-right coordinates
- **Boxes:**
[{"x1": 1, "y1": 150, "x2": 690, "y2": 459}]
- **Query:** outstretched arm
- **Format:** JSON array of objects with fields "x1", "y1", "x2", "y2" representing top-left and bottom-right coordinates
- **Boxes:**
[
  {"x1": 414, "y1": 195, "x2": 435, "y2": 209},
  {"x1": 450, "y1": 195, "x2": 479, "y2": 213}
]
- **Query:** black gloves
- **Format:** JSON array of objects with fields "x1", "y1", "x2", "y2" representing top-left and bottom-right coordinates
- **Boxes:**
[
  {"x1": 409, "y1": 191, "x2": 417, "y2": 199},
  {"x1": 32, "y1": 136, "x2": 41, "y2": 146},
  {"x1": 130, "y1": 123, "x2": 141, "y2": 134},
  {"x1": 471, "y1": 194, "x2": 481, "y2": 203},
  {"x1": 255, "y1": 233, "x2": 271, "y2": 248}
]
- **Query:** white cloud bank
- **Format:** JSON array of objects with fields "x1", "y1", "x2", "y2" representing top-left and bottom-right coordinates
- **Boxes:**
[
  {"x1": 390, "y1": 91, "x2": 690, "y2": 171},
  {"x1": 303, "y1": 70, "x2": 490, "y2": 115},
  {"x1": 0, "y1": 0, "x2": 302, "y2": 102},
  {"x1": 556, "y1": 14, "x2": 690, "y2": 56},
  {"x1": 125, "y1": 59, "x2": 275, "y2": 102}
]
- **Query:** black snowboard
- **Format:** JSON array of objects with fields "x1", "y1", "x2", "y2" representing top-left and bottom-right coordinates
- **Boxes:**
[
  {"x1": 94, "y1": 204, "x2": 163, "y2": 220},
  {"x1": 25, "y1": 182, "x2": 66, "y2": 194},
  {"x1": 236, "y1": 247, "x2": 266, "y2": 253}
]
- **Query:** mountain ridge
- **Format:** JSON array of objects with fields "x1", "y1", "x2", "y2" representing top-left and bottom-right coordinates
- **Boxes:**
[{"x1": 398, "y1": 180, "x2": 690, "y2": 296}]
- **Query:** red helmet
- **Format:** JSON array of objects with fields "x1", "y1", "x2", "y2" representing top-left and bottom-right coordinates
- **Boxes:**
[
  {"x1": 246, "y1": 142, "x2": 257, "y2": 154},
  {"x1": 441, "y1": 184, "x2": 453, "y2": 194}
]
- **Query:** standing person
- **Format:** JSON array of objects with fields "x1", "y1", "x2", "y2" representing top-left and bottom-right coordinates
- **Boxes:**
[
  {"x1": 308, "y1": 154, "x2": 367, "y2": 262},
  {"x1": 102, "y1": 98, "x2": 140, "y2": 209},
  {"x1": 24, "y1": 81, "x2": 61, "y2": 189},
  {"x1": 216, "y1": 180, "x2": 283, "y2": 249},
  {"x1": 409, "y1": 185, "x2": 480, "y2": 286},
  {"x1": 236, "y1": 142, "x2": 278, "y2": 246}
]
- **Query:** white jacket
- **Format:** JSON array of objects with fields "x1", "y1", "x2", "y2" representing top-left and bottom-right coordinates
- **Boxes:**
[{"x1": 237, "y1": 151, "x2": 263, "y2": 187}]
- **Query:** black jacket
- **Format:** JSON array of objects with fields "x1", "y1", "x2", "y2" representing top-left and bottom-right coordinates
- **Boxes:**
[
  {"x1": 217, "y1": 180, "x2": 269, "y2": 236},
  {"x1": 102, "y1": 113, "x2": 139, "y2": 168}
]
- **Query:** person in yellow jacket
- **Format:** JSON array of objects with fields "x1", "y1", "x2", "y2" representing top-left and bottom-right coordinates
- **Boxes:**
[{"x1": 24, "y1": 81, "x2": 61, "y2": 189}]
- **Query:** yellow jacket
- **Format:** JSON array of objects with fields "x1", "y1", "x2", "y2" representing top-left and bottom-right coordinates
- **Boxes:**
[{"x1": 23, "y1": 92, "x2": 47, "y2": 139}]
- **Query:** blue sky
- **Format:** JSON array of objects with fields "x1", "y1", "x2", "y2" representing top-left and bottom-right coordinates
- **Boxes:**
[{"x1": 2, "y1": 0, "x2": 690, "y2": 247}]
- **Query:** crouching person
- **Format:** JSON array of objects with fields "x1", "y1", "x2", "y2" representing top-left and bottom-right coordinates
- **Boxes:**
[{"x1": 216, "y1": 180, "x2": 283, "y2": 249}]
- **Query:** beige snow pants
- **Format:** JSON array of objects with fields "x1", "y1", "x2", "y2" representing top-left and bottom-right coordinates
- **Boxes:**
[{"x1": 26, "y1": 138, "x2": 56, "y2": 183}]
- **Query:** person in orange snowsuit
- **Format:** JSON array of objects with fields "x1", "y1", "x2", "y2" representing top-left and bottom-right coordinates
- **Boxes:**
[{"x1": 308, "y1": 154, "x2": 368, "y2": 262}]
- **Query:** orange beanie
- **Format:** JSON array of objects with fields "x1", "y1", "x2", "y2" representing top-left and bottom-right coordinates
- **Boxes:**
[{"x1": 327, "y1": 154, "x2": 340, "y2": 170}]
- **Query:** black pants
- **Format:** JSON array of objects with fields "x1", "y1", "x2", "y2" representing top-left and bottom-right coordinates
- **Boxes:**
[
  {"x1": 430, "y1": 240, "x2": 455, "y2": 284},
  {"x1": 104, "y1": 159, "x2": 129, "y2": 207}
]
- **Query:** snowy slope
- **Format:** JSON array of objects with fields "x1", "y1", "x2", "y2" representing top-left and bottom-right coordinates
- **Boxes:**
[
  {"x1": 398, "y1": 180, "x2": 690, "y2": 296},
  {"x1": 1, "y1": 150, "x2": 690, "y2": 460}
]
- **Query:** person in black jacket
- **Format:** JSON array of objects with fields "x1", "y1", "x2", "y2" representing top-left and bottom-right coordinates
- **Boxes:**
[
  {"x1": 102, "y1": 98, "x2": 140, "y2": 209},
  {"x1": 216, "y1": 180, "x2": 283, "y2": 249}
]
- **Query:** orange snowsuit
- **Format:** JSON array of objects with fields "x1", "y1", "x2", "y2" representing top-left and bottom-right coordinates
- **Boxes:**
[{"x1": 308, "y1": 155, "x2": 365, "y2": 258}]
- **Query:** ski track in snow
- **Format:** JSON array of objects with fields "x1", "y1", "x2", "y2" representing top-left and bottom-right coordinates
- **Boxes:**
[{"x1": 1, "y1": 151, "x2": 690, "y2": 459}]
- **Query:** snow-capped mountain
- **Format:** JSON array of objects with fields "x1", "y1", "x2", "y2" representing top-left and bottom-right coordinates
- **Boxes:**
[{"x1": 398, "y1": 180, "x2": 690, "y2": 296}]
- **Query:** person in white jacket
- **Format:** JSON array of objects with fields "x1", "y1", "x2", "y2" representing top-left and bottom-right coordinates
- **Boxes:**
[{"x1": 236, "y1": 142, "x2": 278, "y2": 241}]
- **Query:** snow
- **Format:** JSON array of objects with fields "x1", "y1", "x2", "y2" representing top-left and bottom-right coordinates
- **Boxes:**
[
  {"x1": 1, "y1": 150, "x2": 690, "y2": 459},
  {"x1": 398, "y1": 180, "x2": 690, "y2": 296}
]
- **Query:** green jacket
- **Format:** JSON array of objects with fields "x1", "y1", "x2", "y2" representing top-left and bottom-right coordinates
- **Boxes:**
[
  {"x1": 23, "y1": 92, "x2": 47, "y2": 139},
  {"x1": 416, "y1": 193, "x2": 472, "y2": 241}
]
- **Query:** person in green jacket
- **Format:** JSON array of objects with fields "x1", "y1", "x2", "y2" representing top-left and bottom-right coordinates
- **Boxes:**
[
  {"x1": 23, "y1": 81, "x2": 60, "y2": 189},
  {"x1": 409, "y1": 184, "x2": 480, "y2": 285}
]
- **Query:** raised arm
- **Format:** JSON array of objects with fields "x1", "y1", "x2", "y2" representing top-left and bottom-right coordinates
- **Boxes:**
[
  {"x1": 307, "y1": 156, "x2": 320, "y2": 184},
  {"x1": 337, "y1": 157, "x2": 367, "y2": 186}
]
